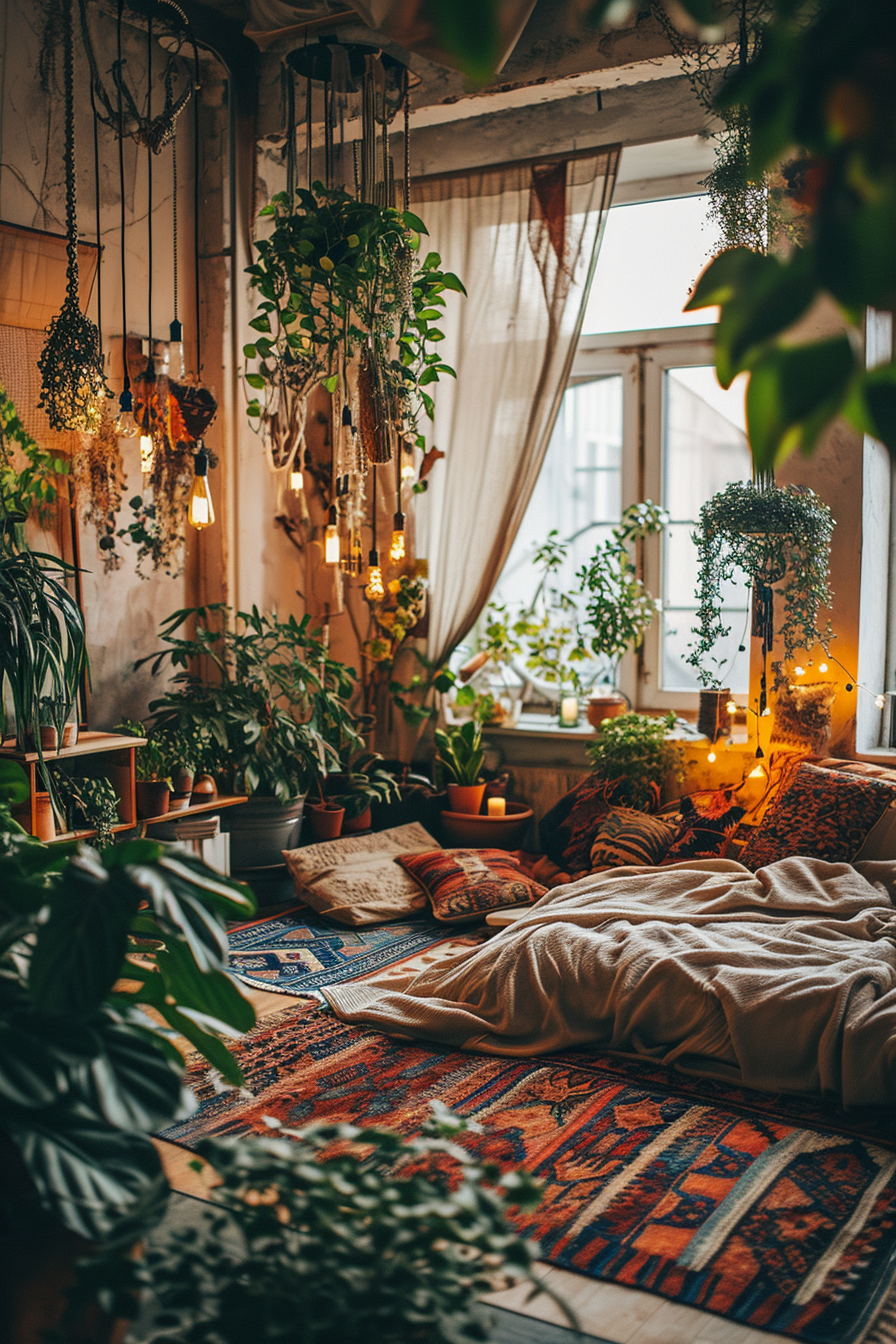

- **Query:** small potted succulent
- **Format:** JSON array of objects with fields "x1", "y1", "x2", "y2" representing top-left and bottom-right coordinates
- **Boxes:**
[{"x1": 435, "y1": 719, "x2": 486, "y2": 816}]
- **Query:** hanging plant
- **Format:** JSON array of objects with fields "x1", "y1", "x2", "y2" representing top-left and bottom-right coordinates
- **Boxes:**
[
  {"x1": 244, "y1": 184, "x2": 464, "y2": 458},
  {"x1": 0, "y1": 383, "x2": 69, "y2": 541},
  {"x1": 687, "y1": 480, "x2": 834, "y2": 692}
]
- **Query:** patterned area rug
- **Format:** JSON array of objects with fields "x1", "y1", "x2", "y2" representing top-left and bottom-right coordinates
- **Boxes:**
[
  {"x1": 162, "y1": 1006, "x2": 896, "y2": 1344},
  {"x1": 226, "y1": 905, "x2": 483, "y2": 995}
]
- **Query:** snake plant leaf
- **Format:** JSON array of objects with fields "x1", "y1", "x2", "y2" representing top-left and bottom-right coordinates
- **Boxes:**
[
  {"x1": 8, "y1": 1111, "x2": 167, "y2": 1242},
  {"x1": 746, "y1": 335, "x2": 857, "y2": 473},
  {"x1": 29, "y1": 850, "x2": 141, "y2": 1018}
]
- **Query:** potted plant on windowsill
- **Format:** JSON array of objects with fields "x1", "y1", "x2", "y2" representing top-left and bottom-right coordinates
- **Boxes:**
[
  {"x1": 140, "y1": 605, "x2": 360, "y2": 871},
  {"x1": 435, "y1": 719, "x2": 486, "y2": 816},
  {"x1": 586, "y1": 711, "x2": 686, "y2": 812},
  {"x1": 687, "y1": 480, "x2": 834, "y2": 714}
]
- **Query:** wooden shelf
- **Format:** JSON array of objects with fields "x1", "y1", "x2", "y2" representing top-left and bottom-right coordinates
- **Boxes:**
[
  {"x1": 141, "y1": 795, "x2": 248, "y2": 827},
  {"x1": 0, "y1": 731, "x2": 146, "y2": 763},
  {"x1": 53, "y1": 822, "x2": 141, "y2": 844}
]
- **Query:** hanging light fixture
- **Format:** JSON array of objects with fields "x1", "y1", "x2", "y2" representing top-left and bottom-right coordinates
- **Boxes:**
[
  {"x1": 389, "y1": 510, "x2": 406, "y2": 562},
  {"x1": 115, "y1": 386, "x2": 139, "y2": 437},
  {"x1": 324, "y1": 505, "x2": 340, "y2": 564},
  {"x1": 139, "y1": 433, "x2": 155, "y2": 474},
  {"x1": 289, "y1": 445, "x2": 304, "y2": 493},
  {"x1": 365, "y1": 549, "x2": 384, "y2": 601},
  {"x1": 188, "y1": 445, "x2": 214, "y2": 529}
]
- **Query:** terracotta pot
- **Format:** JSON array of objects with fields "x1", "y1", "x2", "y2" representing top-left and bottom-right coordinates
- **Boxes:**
[
  {"x1": 172, "y1": 766, "x2": 194, "y2": 795},
  {"x1": 25, "y1": 725, "x2": 59, "y2": 753},
  {"x1": 440, "y1": 801, "x2": 533, "y2": 850},
  {"x1": 446, "y1": 782, "x2": 486, "y2": 816},
  {"x1": 32, "y1": 792, "x2": 56, "y2": 842},
  {"x1": 586, "y1": 691, "x2": 628, "y2": 729},
  {"x1": 168, "y1": 792, "x2": 192, "y2": 812},
  {"x1": 342, "y1": 804, "x2": 372, "y2": 834},
  {"x1": 191, "y1": 773, "x2": 217, "y2": 801},
  {"x1": 61, "y1": 722, "x2": 79, "y2": 749},
  {"x1": 309, "y1": 803, "x2": 344, "y2": 840},
  {"x1": 136, "y1": 779, "x2": 170, "y2": 819}
]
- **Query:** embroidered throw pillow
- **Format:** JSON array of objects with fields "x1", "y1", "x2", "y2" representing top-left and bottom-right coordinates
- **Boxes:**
[
  {"x1": 739, "y1": 762, "x2": 896, "y2": 870},
  {"x1": 396, "y1": 849, "x2": 547, "y2": 924},
  {"x1": 589, "y1": 806, "x2": 680, "y2": 872},
  {"x1": 282, "y1": 822, "x2": 440, "y2": 926},
  {"x1": 539, "y1": 775, "x2": 635, "y2": 870},
  {"x1": 660, "y1": 791, "x2": 745, "y2": 864}
]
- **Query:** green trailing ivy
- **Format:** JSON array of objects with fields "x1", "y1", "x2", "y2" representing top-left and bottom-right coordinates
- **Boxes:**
[
  {"x1": 51, "y1": 771, "x2": 120, "y2": 848},
  {"x1": 687, "y1": 481, "x2": 834, "y2": 688}
]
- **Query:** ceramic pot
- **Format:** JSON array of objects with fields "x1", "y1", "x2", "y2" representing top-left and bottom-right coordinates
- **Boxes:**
[
  {"x1": 25, "y1": 725, "x2": 59, "y2": 753},
  {"x1": 191, "y1": 773, "x2": 217, "y2": 801},
  {"x1": 136, "y1": 779, "x2": 170, "y2": 819},
  {"x1": 226, "y1": 795, "x2": 305, "y2": 871},
  {"x1": 172, "y1": 766, "x2": 194, "y2": 795},
  {"x1": 586, "y1": 691, "x2": 628, "y2": 729},
  {"x1": 446, "y1": 782, "x2": 486, "y2": 816},
  {"x1": 342, "y1": 804, "x2": 372, "y2": 834},
  {"x1": 168, "y1": 792, "x2": 192, "y2": 812},
  {"x1": 32, "y1": 792, "x2": 56, "y2": 842},
  {"x1": 440, "y1": 802, "x2": 533, "y2": 850},
  {"x1": 308, "y1": 804, "x2": 345, "y2": 841},
  {"x1": 61, "y1": 722, "x2": 79, "y2": 748}
]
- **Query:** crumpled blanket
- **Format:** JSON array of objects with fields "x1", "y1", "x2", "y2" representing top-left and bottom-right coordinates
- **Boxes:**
[{"x1": 323, "y1": 858, "x2": 896, "y2": 1106}]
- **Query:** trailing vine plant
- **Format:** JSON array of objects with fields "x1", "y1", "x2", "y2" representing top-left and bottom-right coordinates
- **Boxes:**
[
  {"x1": 687, "y1": 480, "x2": 834, "y2": 698},
  {"x1": 0, "y1": 383, "x2": 69, "y2": 540}
]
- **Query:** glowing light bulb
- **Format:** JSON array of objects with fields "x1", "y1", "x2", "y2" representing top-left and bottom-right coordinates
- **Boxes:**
[
  {"x1": 725, "y1": 700, "x2": 737, "y2": 714},
  {"x1": 749, "y1": 764, "x2": 766, "y2": 780},
  {"x1": 401, "y1": 458, "x2": 415, "y2": 483},
  {"x1": 793, "y1": 665, "x2": 805, "y2": 677},
  {"x1": 139, "y1": 434, "x2": 154, "y2": 474},
  {"x1": 289, "y1": 466, "x2": 304, "y2": 493},
  {"x1": 707, "y1": 751, "x2": 716, "y2": 763},
  {"x1": 115, "y1": 387, "x2": 139, "y2": 438},
  {"x1": 168, "y1": 318, "x2": 185, "y2": 380},
  {"x1": 760, "y1": 707, "x2": 771, "y2": 717},
  {"x1": 818, "y1": 663, "x2": 828, "y2": 674},
  {"x1": 324, "y1": 506, "x2": 340, "y2": 565},
  {"x1": 876, "y1": 694, "x2": 886, "y2": 710},
  {"x1": 365, "y1": 551, "x2": 384, "y2": 602},
  {"x1": 389, "y1": 511, "x2": 406, "y2": 563},
  {"x1": 188, "y1": 447, "x2": 215, "y2": 530}
]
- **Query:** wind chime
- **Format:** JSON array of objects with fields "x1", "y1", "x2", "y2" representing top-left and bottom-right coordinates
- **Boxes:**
[{"x1": 267, "y1": 39, "x2": 417, "y2": 596}]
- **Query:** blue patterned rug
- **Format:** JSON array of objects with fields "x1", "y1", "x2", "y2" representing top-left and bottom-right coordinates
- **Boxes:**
[{"x1": 227, "y1": 905, "x2": 471, "y2": 996}]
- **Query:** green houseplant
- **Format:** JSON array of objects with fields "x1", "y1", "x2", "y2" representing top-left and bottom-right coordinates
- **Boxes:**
[
  {"x1": 435, "y1": 719, "x2": 486, "y2": 816},
  {"x1": 135, "y1": 1111, "x2": 555, "y2": 1344},
  {"x1": 141, "y1": 605, "x2": 361, "y2": 869},
  {"x1": 687, "y1": 481, "x2": 834, "y2": 699},
  {"x1": 0, "y1": 757, "x2": 257, "y2": 1337},
  {"x1": 50, "y1": 770, "x2": 120, "y2": 848},
  {"x1": 586, "y1": 711, "x2": 685, "y2": 812}
]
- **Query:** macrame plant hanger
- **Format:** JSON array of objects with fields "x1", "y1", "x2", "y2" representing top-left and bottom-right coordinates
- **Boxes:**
[{"x1": 38, "y1": 0, "x2": 106, "y2": 433}]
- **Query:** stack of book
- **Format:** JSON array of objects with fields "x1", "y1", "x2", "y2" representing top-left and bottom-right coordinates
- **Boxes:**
[{"x1": 151, "y1": 813, "x2": 220, "y2": 842}]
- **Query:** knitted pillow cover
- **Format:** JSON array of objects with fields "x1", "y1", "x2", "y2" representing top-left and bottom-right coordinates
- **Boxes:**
[{"x1": 396, "y1": 849, "x2": 547, "y2": 923}]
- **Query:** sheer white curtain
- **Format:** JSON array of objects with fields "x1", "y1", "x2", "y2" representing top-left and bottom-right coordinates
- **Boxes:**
[{"x1": 412, "y1": 147, "x2": 620, "y2": 666}]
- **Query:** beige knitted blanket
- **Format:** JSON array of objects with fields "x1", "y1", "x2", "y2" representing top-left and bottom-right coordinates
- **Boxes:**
[{"x1": 323, "y1": 858, "x2": 896, "y2": 1106}]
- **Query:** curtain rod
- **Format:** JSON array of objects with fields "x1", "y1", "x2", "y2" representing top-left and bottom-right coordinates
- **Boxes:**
[{"x1": 410, "y1": 141, "x2": 623, "y2": 186}]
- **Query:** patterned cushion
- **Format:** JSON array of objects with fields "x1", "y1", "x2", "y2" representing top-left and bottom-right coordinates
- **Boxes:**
[
  {"x1": 539, "y1": 775, "x2": 634, "y2": 870},
  {"x1": 396, "y1": 849, "x2": 547, "y2": 924},
  {"x1": 661, "y1": 791, "x2": 745, "y2": 864},
  {"x1": 739, "y1": 762, "x2": 896, "y2": 870},
  {"x1": 589, "y1": 807, "x2": 679, "y2": 871},
  {"x1": 282, "y1": 823, "x2": 439, "y2": 926}
]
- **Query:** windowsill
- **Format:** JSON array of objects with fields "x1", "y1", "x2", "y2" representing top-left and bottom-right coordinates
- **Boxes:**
[{"x1": 855, "y1": 747, "x2": 896, "y2": 767}]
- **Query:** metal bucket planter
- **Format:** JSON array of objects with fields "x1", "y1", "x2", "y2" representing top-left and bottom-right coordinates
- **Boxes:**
[{"x1": 226, "y1": 795, "x2": 305, "y2": 872}]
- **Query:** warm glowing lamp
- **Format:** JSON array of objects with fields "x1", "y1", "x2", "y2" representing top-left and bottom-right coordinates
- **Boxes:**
[
  {"x1": 139, "y1": 434, "x2": 154, "y2": 474},
  {"x1": 365, "y1": 549, "x2": 384, "y2": 602},
  {"x1": 389, "y1": 511, "x2": 406, "y2": 562},
  {"x1": 188, "y1": 447, "x2": 215, "y2": 529},
  {"x1": 793, "y1": 665, "x2": 805, "y2": 677},
  {"x1": 324, "y1": 506, "x2": 340, "y2": 565},
  {"x1": 401, "y1": 457, "x2": 415, "y2": 483},
  {"x1": 725, "y1": 700, "x2": 737, "y2": 714},
  {"x1": 818, "y1": 662, "x2": 828, "y2": 674},
  {"x1": 748, "y1": 764, "x2": 766, "y2": 779},
  {"x1": 289, "y1": 464, "x2": 304, "y2": 492},
  {"x1": 707, "y1": 751, "x2": 716, "y2": 763},
  {"x1": 115, "y1": 386, "x2": 138, "y2": 437}
]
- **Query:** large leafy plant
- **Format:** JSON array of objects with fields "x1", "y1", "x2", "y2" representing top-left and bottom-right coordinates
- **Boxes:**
[
  {"x1": 0, "y1": 758, "x2": 256, "y2": 1245},
  {"x1": 245, "y1": 184, "x2": 464, "y2": 443},
  {"x1": 586, "y1": 711, "x2": 684, "y2": 811},
  {"x1": 136, "y1": 1112, "x2": 552, "y2": 1344},
  {"x1": 435, "y1": 719, "x2": 485, "y2": 787},
  {"x1": 687, "y1": 481, "x2": 834, "y2": 688},
  {"x1": 141, "y1": 605, "x2": 361, "y2": 803},
  {"x1": 577, "y1": 501, "x2": 668, "y2": 682}
]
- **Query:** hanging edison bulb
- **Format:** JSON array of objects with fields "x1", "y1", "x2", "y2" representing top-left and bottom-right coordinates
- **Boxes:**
[
  {"x1": 139, "y1": 433, "x2": 155, "y2": 474},
  {"x1": 168, "y1": 317, "x2": 185, "y2": 381},
  {"x1": 349, "y1": 524, "x2": 363, "y2": 576},
  {"x1": 365, "y1": 549, "x2": 384, "y2": 602},
  {"x1": 324, "y1": 505, "x2": 340, "y2": 565},
  {"x1": 115, "y1": 386, "x2": 139, "y2": 437},
  {"x1": 188, "y1": 445, "x2": 215, "y2": 529},
  {"x1": 289, "y1": 449, "x2": 304, "y2": 493},
  {"x1": 389, "y1": 510, "x2": 406, "y2": 562}
]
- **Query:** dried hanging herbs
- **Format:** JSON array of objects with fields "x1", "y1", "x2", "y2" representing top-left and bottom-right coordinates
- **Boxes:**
[{"x1": 71, "y1": 406, "x2": 126, "y2": 571}]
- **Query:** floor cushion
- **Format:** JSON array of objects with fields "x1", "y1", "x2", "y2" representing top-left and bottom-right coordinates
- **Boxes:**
[
  {"x1": 539, "y1": 774, "x2": 634, "y2": 870},
  {"x1": 589, "y1": 806, "x2": 680, "y2": 871},
  {"x1": 283, "y1": 822, "x2": 440, "y2": 926},
  {"x1": 396, "y1": 848, "x2": 547, "y2": 923},
  {"x1": 660, "y1": 790, "x2": 745, "y2": 864}
]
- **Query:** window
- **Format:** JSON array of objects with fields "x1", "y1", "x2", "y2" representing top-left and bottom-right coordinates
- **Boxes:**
[{"x1": 485, "y1": 194, "x2": 753, "y2": 711}]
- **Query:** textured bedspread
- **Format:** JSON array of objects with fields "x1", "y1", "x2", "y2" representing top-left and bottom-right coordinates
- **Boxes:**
[{"x1": 324, "y1": 857, "x2": 896, "y2": 1106}]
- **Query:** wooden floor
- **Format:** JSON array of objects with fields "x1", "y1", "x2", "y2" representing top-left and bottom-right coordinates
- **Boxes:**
[{"x1": 156, "y1": 982, "x2": 790, "y2": 1344}]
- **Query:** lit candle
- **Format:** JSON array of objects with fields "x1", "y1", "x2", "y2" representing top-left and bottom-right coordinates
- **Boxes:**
[
  {"x1": 487, "y1": 796, "x2": 506, "y2": 817},
  {"x1": 559, "y1": 695, "x2": 579, "y2": 727}
]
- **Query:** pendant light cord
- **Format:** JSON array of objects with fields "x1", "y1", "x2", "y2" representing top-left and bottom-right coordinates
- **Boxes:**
[
  {"x1": 117, "y1": 0, "x2": 129, "y2": 393},
  {"x1": 146, "y1": 8, "x2": 153, "y2": 350},
  {"x1": 90, "y1": 61, "x2": 103, "y2": 358},
  {"x1": 193, "y1": 84, "x2": 202, "y2": 374},
  {"x1": 172, "y1": 135, "x2": 178, "y2": 324}
]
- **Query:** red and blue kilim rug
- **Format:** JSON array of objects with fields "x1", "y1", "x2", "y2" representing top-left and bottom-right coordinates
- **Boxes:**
[{"x1": 161, "y1": 1004, "x2": 896, "y2": 1344}]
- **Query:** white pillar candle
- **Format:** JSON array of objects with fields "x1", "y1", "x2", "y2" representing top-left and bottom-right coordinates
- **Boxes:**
[
  {"x1": 487, "y1": 796, "x2": 506, "y2": 817},
  {"x1": 559, "y1": 695, "x2": 579, "y2": 727}
]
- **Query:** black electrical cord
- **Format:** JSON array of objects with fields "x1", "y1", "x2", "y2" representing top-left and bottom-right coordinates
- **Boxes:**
[
  {"x1": 117, "y1": 0, "x2": 130, "y2": 393},
  {"x1": 193, "y1": 80, "x2": 202, "y2": 374}
]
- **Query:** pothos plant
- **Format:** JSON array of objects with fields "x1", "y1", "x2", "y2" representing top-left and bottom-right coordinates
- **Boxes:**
[
  {"x1": 687, "y1": 480, "x2": 834, "y2": 689},
  {"x1": 244, "y1": 184, "x2": 465, "y2": 451}
]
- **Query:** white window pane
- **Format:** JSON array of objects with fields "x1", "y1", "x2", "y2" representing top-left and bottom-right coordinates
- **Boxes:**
[
  {"x1": 583, "y1": 197, "x2": 718, "y2": 335},
  {"x1": 662, "y1": 367, "x2": 752, "y2": 693}
]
